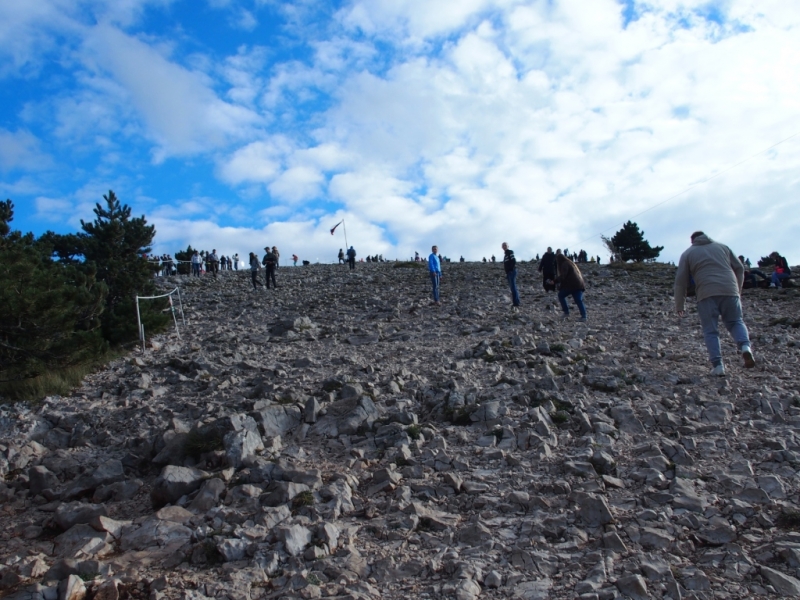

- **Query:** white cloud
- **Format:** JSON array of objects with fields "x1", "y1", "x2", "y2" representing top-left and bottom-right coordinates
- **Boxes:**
[
  {"x1": 218, "y1": 138, "x2": 288, "y2": 184},
  {"x1": 338, "y1": 0, "x2": 512, "y2": 42},
  {"x1": 5, "y1": 0, "x2": 800, "y2": 266},
  {"x1": 0, "y1": 129, "x2": 52, "y2": 171},
  {"x1": 34, "y1": 196, "x2": 75, "y2": 221},
  {"x1": 233, "y1": 9, "x2": 258, "y2": 31},
  {"x1": 82, "y1": 24, "x2": 264, "y2": 158},
  {"x1": 268, "y1": 166, "x2": 325, "y2": 203}
]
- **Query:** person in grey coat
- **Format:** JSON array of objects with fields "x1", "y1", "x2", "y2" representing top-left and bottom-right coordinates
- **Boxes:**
[{"x1": 674, "y1": 231, "x2": 755, "y2": 376}]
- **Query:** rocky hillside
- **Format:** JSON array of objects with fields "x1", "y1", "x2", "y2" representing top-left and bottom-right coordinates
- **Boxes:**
[{"x1": 1, "y1": 261, "x2": 799, "y2": 600}]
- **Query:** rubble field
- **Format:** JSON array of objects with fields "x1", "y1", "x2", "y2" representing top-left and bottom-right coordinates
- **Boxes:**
[{"x1": 2, "y1": 260, "x2": 800, "y2": 600}]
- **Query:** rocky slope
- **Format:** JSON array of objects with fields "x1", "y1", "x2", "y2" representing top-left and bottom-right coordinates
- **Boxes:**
[{"x1": 1, "y1": 261, "x2": 800, "y2": 600}]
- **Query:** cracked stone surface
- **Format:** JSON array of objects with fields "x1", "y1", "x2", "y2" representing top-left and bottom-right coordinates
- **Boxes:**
[{"x1": 1, "y1": 261, "x2": 800, "y2": 599}]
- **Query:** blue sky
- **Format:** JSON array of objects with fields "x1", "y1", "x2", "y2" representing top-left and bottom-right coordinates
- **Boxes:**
[{"x1": 1, "y1": 0, "x2": 799, "y2": 264}]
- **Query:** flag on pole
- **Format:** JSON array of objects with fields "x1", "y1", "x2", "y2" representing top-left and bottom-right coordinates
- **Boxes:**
[{"x1": 330, "y1": 220, "x2": 343, "y2": 235}]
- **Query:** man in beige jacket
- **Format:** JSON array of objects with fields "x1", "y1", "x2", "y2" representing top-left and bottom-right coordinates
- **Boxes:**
[{"x1": 675, "y1": 231, "x2": 755, "y2": 376}]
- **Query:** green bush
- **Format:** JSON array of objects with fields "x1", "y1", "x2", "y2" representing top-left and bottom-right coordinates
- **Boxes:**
[{"x1": 0, "y1": 201, "x2": 108, "y2": 387}]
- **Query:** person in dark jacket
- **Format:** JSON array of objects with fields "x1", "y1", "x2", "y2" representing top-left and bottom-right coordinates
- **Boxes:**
[
  {"x1": 262, "y1": 247, "x2": 277, "y2": 288},
  {"x1": 538, "y1": 247, "x2": 557, "y2": 292},
  {"x1": 249, "y1": 252, "x2": 262, "y2": 290},
  {"x1": 738, "y1": 255, "x2": 768, "y2": 289},
  {"x1": 501, "y1": 242, "x2": 521, "y2": 309},
  {"x1": 346, "y1": 246, "x2": 356, "y2": 270},
  {"x1": 769, "y1": 252, "x2": 792, "y2": 288},
  {"x1": 556, "y1": 253, "x2": 587, "y2": 321}
]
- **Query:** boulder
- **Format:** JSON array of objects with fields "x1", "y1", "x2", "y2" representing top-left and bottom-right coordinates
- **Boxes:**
[{"x1": 151, "y1": 466, "x2": 209, "y2": 508}]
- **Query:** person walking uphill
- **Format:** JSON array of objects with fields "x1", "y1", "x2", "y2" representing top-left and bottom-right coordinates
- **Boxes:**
[
  {"x1": 556, "y1": 253, "x2": 587, "y2": 321},
  {"x1": 248, "y1": 252, "x2": 262, "y2": 290},
  {"x1": 209, "y1": 249, "x2": 220, "y2": 278},
  {"x1": 346, "y1": 246, "x2": 356, "y2": 270},
  {"x1": 502, "y1": 242, "x2": 521, "y2": 309},
  {"x1": 674, "y1": 231, "x2": 755, "y2": 376},
  {"x1": 429, "y1": 245, "x2": 442, "y2": 305},
  {"x1": 539, "y1": 247, "x2": 557, "y2": 292},
  {"x1": 191, "y1": 250, "x2": 202, "y2": 277},
  {"x1": 262, "y1": 247, "x2": 278, "y2": 288}
]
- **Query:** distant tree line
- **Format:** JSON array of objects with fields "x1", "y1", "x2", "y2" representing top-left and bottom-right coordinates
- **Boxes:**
[{"x1": 0, "y1": 191, "x2": 168, "y2": 394}]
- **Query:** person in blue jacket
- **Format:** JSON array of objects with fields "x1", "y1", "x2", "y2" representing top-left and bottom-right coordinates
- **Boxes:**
[
  {"x1": 429, "y1": 245, "x2": 442, "y2": 305},
  {"x1": 502, "y1": 242, "x2": 521, "y2": 309}
]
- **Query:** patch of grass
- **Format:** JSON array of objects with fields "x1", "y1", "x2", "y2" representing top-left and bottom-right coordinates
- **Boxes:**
[
  {"x1": 291, "y1": 490, "x2": 315, "y2": 510},
  {"x1": 0, "y1": 348, "x2": 126, "y2": 404},
  {"x1": 184, "y1": 430, "x2": 224, "y2": 460},
  {"x1": 306, "y1": 573, "x2": 321, "y2": 586},
  {"x1": 777, "y1": 512, "x2": 800, "y2": 530},
  {"x1": 406, "y1": 425, "x2": 421, "y2": 440},
  {"x1": 203, "y1": 539, "x2": 223, "y2": 565},
  {"x1": 450, "y1": 407, "x2": 473, "y2": 426},
  {"x1": 550, "y1": 343, "x2": 567, "y2": 354},
  {"x1": 550, "y1": 411, "x2": 569, "y2": 425},
  {"x1": 393, "y1": 261, "x2": 426, "y2": 269},
  {"x1": 79, "y1": 572, "x2": 99, "y2": 582},
  {"x1": 4, "y1": 468, "x2": 22, "y2": 481},
  {"x1": 322, "y1": 379, "x2": 343, "y2": 392}
]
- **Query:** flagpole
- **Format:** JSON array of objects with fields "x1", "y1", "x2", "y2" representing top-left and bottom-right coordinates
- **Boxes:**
[{"x1": 343, "y1": 219, "x2": 348, "y2": 250}]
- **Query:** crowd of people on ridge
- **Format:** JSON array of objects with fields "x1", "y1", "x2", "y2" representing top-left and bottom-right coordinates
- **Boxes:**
[{"x1": 146, "y1": 235, "x2": 793, "y2": 378}]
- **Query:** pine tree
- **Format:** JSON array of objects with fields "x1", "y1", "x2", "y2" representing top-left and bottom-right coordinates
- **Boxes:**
[
  {"x1": 79, "y1": 191, "x2": 169, "y2": 344},
  {"x1": 174, "y1": 245, "x2": 195, "y2": 276},
  {"x1": 0, "y1": 201, "x2": 107, "y2": 382},
  {"x1": 610, "y1": 221, "x2": 663, "y2": 263}
]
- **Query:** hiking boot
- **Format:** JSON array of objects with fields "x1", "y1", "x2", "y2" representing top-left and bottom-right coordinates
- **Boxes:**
[
  {"x1": 710, "y1": 364, "x2": 726, "y2": 377},
  {"x1": 742, "y1": 346, "x2": 755, "y2": 368},
  {"x1": 578, "y1": 316, "x2": 587, "y2": 322}
]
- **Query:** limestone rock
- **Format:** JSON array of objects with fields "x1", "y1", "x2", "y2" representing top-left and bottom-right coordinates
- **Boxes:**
[{"x1": 151, "y1": 465, "x2": 209, "y2": 508}]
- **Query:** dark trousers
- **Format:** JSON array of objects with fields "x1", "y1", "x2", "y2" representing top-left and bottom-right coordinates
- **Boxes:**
[
  {"x1": 266, "y1": 267, "x2": 277, "y2": 288},
  {"x1": 250, "y1": 270, "x2": 261, "y2": 289},
  {"x1": 506, "y1": 270, "x2": 521, "y2": 306},
  {"x1": 348, "y1": 258, "x2": 355, "y2": 270}
]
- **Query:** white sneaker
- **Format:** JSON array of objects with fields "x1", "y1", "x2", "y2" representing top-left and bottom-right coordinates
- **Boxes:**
[
  {"x1": 742, "y1": 346, "x2": 755, "y2": 368},
  {"x1": 710, "y1": 364, "x2": 726, "y2": 377},
  {"x1": 769, "y1": 283, "x2": 777, "y2": 288}
]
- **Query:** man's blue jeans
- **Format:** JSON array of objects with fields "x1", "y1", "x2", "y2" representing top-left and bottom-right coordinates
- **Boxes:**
[
  {"x1": 506, "y1": 270, "x2": 520, "y2": 306},
  {"x1": 430, "y1": 272, "x2": 440, "y2": 302},
  {"x1": 696, "y1": 295, "x2": 750, "y2": 366},
  {"x1": 772, "y1": 271, "x2": 790, "y2": 287},
  {"x1": 558, "y1": 290, "x2": 586, "y2": 318}
]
